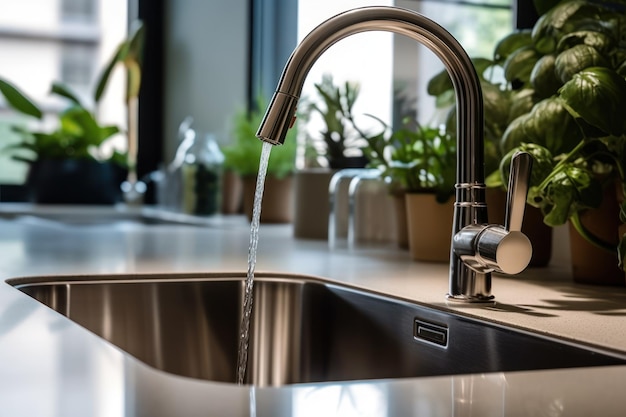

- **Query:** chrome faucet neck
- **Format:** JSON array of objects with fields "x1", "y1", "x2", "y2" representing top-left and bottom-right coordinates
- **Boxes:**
[
  {"x1": 257, "y1": 6, "x2": 531, "y2": 302},
  {"x1": 258, "y1": 7, "x2": 485, "y2": 188}
]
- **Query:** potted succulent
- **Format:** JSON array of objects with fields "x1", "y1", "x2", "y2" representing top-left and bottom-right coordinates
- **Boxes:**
[
  {"x1": 362, "y1": 116, "x2": 456, "y2": 261},
  {"x1": 0, "y1": 21, "x2": 144, "y2": 205},
  {"x1": 222, "y1": 97, "x2": 298, "y2": 223},
  {"x1": 491, "y1": 0, "x2": 626, "y2": 284}
]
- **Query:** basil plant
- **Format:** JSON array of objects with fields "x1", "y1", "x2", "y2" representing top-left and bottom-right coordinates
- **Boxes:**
[
  {"x1": 427, "y1": 0, "x2": 626, "y2": 267},
  {"x1": 494, "y1": 0, "x2": 626, "y2": 267}
]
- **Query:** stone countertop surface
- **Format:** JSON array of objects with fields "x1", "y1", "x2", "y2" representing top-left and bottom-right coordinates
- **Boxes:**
[{"x1": 1, "y1": 211, "x2": 626, "y2": 416}]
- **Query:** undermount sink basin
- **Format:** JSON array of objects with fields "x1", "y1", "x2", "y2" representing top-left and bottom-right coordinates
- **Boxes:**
[{"x1": 8, "y1": 273, "x2": 626, "y2": 387}]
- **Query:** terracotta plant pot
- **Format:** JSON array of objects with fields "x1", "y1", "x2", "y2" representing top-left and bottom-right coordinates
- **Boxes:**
[
  {"x1": 242, "y1": 175, "x2": 294, "y2": 224},
  {"x1": 568, "y1": 182, "x2": 625, "y2": 286},
  {"x1": 392, "y1": 191, "x2": 409, "y2": 249},
  {"x1": 485, "y1": 188, "x2": 552, "y2": 267},
  {"x1": 405, "y1": 193, "x2": 454, "y2": 262},
  {"x1": 221, "y1": 170, "x2": 243, "y2": 214},
  {"x1": 293, "y1": 168, "x2": 335, "y2": 239}
]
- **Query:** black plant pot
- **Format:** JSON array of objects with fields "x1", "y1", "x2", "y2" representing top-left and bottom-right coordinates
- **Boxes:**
[
  {"x1": 27, "y1": 159, "x2": 126, "y2": 205},
  {"x1": 328, "y1": 155, "x2": 369, "y2": 169}
]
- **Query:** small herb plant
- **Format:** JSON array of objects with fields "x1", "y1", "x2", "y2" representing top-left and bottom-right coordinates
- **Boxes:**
[
  {"x1": 362, "y1": 116, "x2": 456, "y2": 203},
  {"x1": 303, "y1": 74, "x2": 368, "y2": 168},
  {"x1": 222, "y1": 97, "x2": 297, "y2": 179}
]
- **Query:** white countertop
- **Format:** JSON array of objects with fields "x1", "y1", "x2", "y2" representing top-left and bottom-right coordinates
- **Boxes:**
[{"x1": 1, "y1": 209, "x2": 626, "y2": 416}]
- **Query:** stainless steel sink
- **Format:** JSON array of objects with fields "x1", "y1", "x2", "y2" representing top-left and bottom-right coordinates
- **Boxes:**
[{"x1": 8, "y1": 273, "x2": 626, "y2": 386}]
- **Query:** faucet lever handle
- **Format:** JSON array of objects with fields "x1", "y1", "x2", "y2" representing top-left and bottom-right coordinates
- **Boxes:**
[
  {"x1": 505, "y1": 151, "x2": 533, "y2": 233},
  {"x1": 477, "y1": 150, "x2": 533, "y2": 275},
  {"x1": 455, "y1": 151, "x2": 534, "y2": 275}
]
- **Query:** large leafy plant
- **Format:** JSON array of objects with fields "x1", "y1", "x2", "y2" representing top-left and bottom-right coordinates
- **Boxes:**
[
  {"x1": 0, "y1": 21, "x2": 145, "y2": 169},
  {"x1": 361, "y1": 116, "x2": 456, "y2": 203},
  {"x1": 426, "y1": 0, "x2": 626, "y2": 266},
  {"x1": 490, "y1": 0, "x2": 626, "y2": 265}
]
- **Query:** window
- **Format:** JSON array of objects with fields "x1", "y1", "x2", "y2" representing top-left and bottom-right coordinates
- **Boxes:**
[
  {"x1": 297, "y1": 0, "x2": 513, "y2": 150},
  {"x1": 61, "y1": 0, "x2": 97, "y2": 23},
  {"x1": 61, "y1": 43, "x2": 95, "y2": 87}
]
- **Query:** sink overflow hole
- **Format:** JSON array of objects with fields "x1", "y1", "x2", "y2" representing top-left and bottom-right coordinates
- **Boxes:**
[{"x1": 414, "y1": 319, "x2": 448, "y2": 348}]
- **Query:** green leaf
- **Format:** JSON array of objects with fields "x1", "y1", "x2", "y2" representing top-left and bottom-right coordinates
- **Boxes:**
[
  {"x1": 126, "y1": 62, "x2": 142, "y2": 101},
  {"x1": 531, "y1": 0, "x2": 603, "y2": 54},
  {"x1": 426, "y1": 69, "x2": 453, "y2": 96},
  {"x1": 559, "y1": 67, "x2": 626, "y2": 136},
  {"x1": 557, "y1": 30, "x2": 614, "y2": 55},
  {"x1": 59, "y1": 106, "x2": 107, "y2": 146},
  {"x1": 507, "y1": 88, "x2": 538, "y2": 123},
  {"x1": 541, "y1": 165, "x2": 602, "y2": 226},
  {"x1": 94, "y1": 42, "x2": 126, "y2": 103},
  {"x1": 493, "y1": 30, "x2": 532, "y2": 64},
  {"x1": 482, "y1": 81, "x2": 510, "y2": 128},
  {"x1": 94, "y1": 20, "x2": 145, "y2": 103},
  {"x1": 0, "y1": 78, "x2": 43, "y2": 119},
  {"x1": 523, "y1": 96, "x2": 583, "y2": 154},
  {"x1": 53, "y1": 119, "x2": 120, "y2": 153},
  {"x1": 530, "y1": 54, "x2": 561, "y2": 98},
  {"x1": 500, "y1": 143, "x2": 554, "y2": 191},
  {"x1": 485, "y1": 168, "x2": 504, "y2": 188},
  {"x1": 503, "y1": 47, "x2": 541, "y2": 86},
  {"x1": 428, "y1": 58, "x2": 494, "y2": 97},
  {"x1": 500, "y1": 114, "x2": 533, "y2": 155},
  {"x1": 50, "y1": 82, "x2": 84, "y2": 107},
  {"x1": 472, "y1": 57, "x2": 496, "y2": 79},
  {"x1": 125, "y1": 21, "x2": 146, "y2": 66},
  {"x1": 554, "y1": 44, "x2": 608, "y2": 83}
]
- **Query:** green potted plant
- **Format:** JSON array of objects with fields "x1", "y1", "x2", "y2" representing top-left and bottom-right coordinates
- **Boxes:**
[
  {"x1": 303, "y1": 73, "x2": 369, "y2": 169},
  {"x1": 94, "y1": 20, "x2": 145, "y2": 203},
  {"x1": 0, "y1": 21, "x2": 144, "y2": 205},
  {"x1": 362, "y1": 116, "x2": 456, "y2": 260},
  {"x1": 489, "y1": 0, "x2": 626, "y2": 284},
  {"x1": 222, "y1": 97, "x2": 297, "y2": 223},
  {"x1": 293, "y1": 74, "x2": 371, "y2": 239}
]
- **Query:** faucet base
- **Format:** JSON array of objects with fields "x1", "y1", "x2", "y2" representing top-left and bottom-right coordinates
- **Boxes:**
[{"x1": 445, "y1": 294, "x2": 495, "y2": 304}]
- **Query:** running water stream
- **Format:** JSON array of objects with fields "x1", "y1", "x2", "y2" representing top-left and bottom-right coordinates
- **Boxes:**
[{"x1": 236, "y1": 141, "x2": 273, "y2": 385}]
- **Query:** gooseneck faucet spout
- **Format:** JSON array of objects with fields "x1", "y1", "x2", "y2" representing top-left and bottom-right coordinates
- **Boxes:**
[{"x1": 256, "y1": 6, "x2": 533, "y2": 302}]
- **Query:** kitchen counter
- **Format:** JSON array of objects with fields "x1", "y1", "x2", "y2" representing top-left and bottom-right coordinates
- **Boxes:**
[{"x1": 1, "y1": 210, "x2": 626, "y2": 416}]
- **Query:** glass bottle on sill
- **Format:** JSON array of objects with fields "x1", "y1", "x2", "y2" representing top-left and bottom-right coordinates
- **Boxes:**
[{"x1": 181, "y1": 133, "x2": 224, "y2": 216}]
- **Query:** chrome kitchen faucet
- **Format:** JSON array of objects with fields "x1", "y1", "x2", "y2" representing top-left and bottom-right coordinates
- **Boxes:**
[{"x1": 256, "y1": 6, "x2": 533, "y2": 302}]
